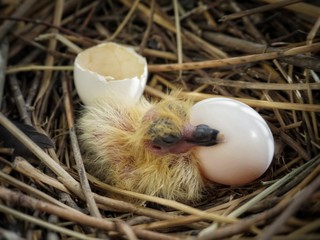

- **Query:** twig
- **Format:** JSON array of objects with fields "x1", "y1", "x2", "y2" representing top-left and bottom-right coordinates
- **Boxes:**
[
  {"x1": 269, "y1": 123, "x2": 310, "y2": 160},
  {"x1": 0, "y1": 203, "x2": 97, "y2": 240},
  {"x1": 220, "y1": 0, "x2": 302, "y2": 21},
  {"x1": 259, "y1": 174, "x2": 320, "y2": 240},
  {"x1": 306, "y1": 17, "x2": 320, "y2": 148},
  {"x1": 278, "y1": 163, "x2": 320, "y2": 205},
  {"x1": 202, "y1": 32, "x2": 320, "y2": 71},
  {"x1": 12, "y1": 33, "x2": 74, "y2": 60},
  {"x1": 6, "y1": 65, "x2": 73, "y2": 74},
  {"x1": 139, "y1": 0, "x2": 155, "y2": 54},
  {"x1": 36, "y1": 33, "x2": 83, "y2": 53},
  {"x1": 0, "y1": 0, "x2": 37, "y2": 40},
  {"x1": 229, "y1": 1, "x2": 267, "y2": 44},
  {"x1": 306, "y1": 17, "x2": 320, "y2": 45},
  {"x1": 198, "y1": 200, "x2": 287, "y2": 240},
  {"x1": 62, "y1": 77, "x2": 102, "y2": 219},
  {"x1": 0, "y1": 16, "x2": 96, "y2": 45},
  {"x1": 152, "y1": 24, "x2": 230, "y2": 95},
  {"x1": 148, "y1": 43, "x2": 320, "y2": 72},
  {"x1": 12, "y1": 153, "x2": 232, "y2": 224},
  {"x1": 1, "y1": 1, "x2": 319, "y2": 239},
  {"x1": 25, "y1": 72, "x2": 41, "y2": 108},
  {"x1": 0, "y1": 38, "x2": 8, "y2": 109},
  {"x1": 194, "y1": 78, "x2": 320, "y2": 91},
  {"x1": 173, "y1": 0, "x2": 183, "y2": 78},
  {"x1": 180, "y1": 3, "x2": 208, "y2": 20},
  {"x1": 0, "y1": 112, "x2": 83, "y2": 196},
  {"x1": 35, "y1": 0, "x2": 64, "y2": 119},
  {"x1": 115, "y1": 221, "x2": 138, "y2": 240},
  {"x1": 79, "y1": 1, "x2": 97, "y2": 31},
  {"x1": 0, "y1": 162, "x2": 75, "y2": 212},
  {"x1": 272, "y1": 59, "x2": 313, "y2": 149},
  {"x1": 61, "y1": 1, "x2": 99, "y2": 27},
  {"x1": 108, "y1": 0, "x2": 141, "y2": 41},
  {"x1": 0, "y1": 187, "x2": 181, "y2": 240},
  {"x1": 259, "y1": 0, "x2": 320, "y2": 18},
  {"x1": 183, "y1": 31, "x2": 228, "y2": 59},
  {"x1": 119, "y1": 0, "x2": 175, "y2": 32},
  {"x1": 87, "y1": 173, "x2": 237, "y2": 223},
  {"x1": 12, "y1": 157, "x2": 70, "y2": 194},
  {"x1": 59, "y1": 192, "x2": 84, "y2": 213},
  {"x1": 289, "y1": 219, "x2": 320, "y2": 236},
  {"x1": 133, "y1": 215, "x2": 205, "y2": 231},
  {"x1": 198, "y1": 155, "x2": 320, "y2": 239},
  {"x1": 8, "y1": 75, "x2": 32, "y2": 125},
  {"x1": 179, "y1": 91, "x2": 320, "y2": 112}
]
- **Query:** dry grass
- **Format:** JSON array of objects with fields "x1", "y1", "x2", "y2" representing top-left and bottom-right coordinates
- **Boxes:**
[{"x1": 0, "y1": 0, "x2": 319, "y2": 239}]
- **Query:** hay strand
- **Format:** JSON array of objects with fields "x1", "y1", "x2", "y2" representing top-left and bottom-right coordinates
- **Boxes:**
[{"x1": 1, "y1": 1, "x2": 319, "y2": 239}]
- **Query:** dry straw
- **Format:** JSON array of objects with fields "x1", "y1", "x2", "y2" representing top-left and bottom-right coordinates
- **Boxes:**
[{"x1": 0, "y1": 0, "x2": 319, "y2": 239}]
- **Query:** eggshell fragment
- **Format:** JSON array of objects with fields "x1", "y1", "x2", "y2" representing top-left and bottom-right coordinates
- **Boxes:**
[
  {"x1": 190, "y1": 98, "x2": 274, "y2": 185},
  {"x1": 74, "y1": 42, "x2": 147, "y2": 105}
]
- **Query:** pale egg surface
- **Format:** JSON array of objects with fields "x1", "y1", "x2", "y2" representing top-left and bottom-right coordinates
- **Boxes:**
[
  {"x1": 74, "y1": 43, "x2": 147, "y2": 106},
  {"x1": 190, "y1": 98, "x2": 274, "y2": 185}
]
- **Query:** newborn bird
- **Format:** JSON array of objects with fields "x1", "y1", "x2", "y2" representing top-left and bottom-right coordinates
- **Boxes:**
[{"x1": 77, "y1": 96, "x2": 222, "y2": 203}]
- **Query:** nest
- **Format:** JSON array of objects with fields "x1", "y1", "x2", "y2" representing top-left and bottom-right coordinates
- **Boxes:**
[{"x1": 0, "y1": 0, "x2": 320, "y2": 239}]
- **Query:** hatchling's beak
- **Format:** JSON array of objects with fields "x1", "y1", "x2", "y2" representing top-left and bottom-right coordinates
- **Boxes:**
[{"x1": 186, "y1": 124, "x2": 224, "y2": 146}]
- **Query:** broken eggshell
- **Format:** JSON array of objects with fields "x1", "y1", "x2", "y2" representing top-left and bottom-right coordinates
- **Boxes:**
[
  {"x1": 74, "y1": 42, "x2": 147, "y2": 106},
  {"x1": 190, "y1": 98, "x2": 274, "y2": 186}
]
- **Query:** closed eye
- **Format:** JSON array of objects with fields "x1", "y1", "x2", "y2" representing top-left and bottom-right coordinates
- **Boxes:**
[{"x1": 152, "y1": 134, "x2": 182, "y2": 147}]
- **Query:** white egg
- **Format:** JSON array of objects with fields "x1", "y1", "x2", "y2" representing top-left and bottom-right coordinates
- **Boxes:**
[
  {"x1": 74, "y1": 42, "x2": 147, "y2": 106},
  {"x1": 190, "y1": 98, "x2": 274, "y2": 185}
]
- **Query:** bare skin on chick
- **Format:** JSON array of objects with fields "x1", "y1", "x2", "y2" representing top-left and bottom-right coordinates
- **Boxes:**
[{"x1": 77, "y1": 97, "x2": 222, "y2": 203}]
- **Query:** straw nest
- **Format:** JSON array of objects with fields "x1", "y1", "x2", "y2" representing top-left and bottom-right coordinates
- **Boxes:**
[{"x1": 0, "y1": 1, "x2": 319, "y2": 239}]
